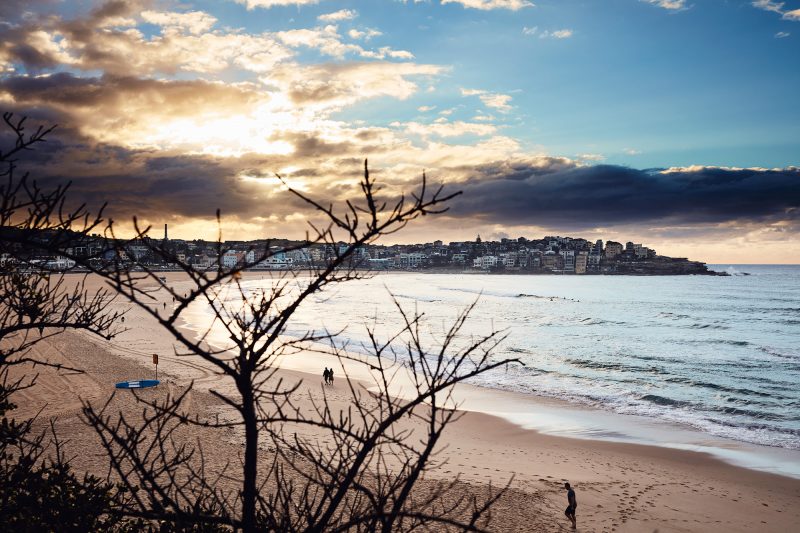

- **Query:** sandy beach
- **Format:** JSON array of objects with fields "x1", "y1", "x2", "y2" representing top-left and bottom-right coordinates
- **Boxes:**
[{"x1": 11, "y1": 272, "x2": 800, "y2": 532}]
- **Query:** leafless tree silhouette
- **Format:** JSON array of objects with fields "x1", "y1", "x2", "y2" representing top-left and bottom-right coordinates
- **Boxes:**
[
  {"x1": 0, "y1": 111, "x2": 121, "y2": 411},
  {"x1": 2, "y1": 113, "x2": 521, "y2": 531},
  {"x1": 0, "y1": 113, "x2": 125, "y2": 530}
]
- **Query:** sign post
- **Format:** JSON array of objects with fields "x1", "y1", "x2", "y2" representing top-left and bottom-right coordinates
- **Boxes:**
[{"x1": 152, "y1": 353, "x2": 159, "y2": 380}]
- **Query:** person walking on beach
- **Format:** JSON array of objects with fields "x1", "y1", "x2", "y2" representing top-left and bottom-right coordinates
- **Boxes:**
[
  {"x1": 323, "y1": 367, "x2": 330, "y2": 385},
  {"x1": 328, "y1": 368, "x2": 334, "y2": 385},
  {"x1": 564, "y1": 482, "x2": 577, "y2": 529}
]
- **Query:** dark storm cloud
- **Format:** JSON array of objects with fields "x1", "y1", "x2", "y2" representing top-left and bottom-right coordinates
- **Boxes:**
[
  {"x1": 449, "y1": 160, "x2": 800, "y2": 228},
  {"x1": 1, "y1": 73, "x2": 109, "y2": 107},
  {"x1": 0, "y1": 1, "x2": 144, "y2": 72},
  {"x1": 0, "y1": 0, "x2": 58, "y2": 21},
  {"x1": 18, "y1": 145, "x2": 262, "y2": 220},
  {"x1": 0, "y1": 117, "x2": 275, "y2": 222},
  {"x1": 0, "y1": 73, "x2": 260, "y2": 116},
  {"x1": 276, "y1": 132, "x2": 357, "y2": 158}
]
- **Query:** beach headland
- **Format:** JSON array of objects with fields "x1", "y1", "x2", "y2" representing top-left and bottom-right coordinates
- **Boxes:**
[{"x1": 12, "y1": 272, "x2": 800, "y2": 532}]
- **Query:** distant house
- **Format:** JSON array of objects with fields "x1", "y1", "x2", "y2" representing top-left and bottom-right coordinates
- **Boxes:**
[
  {"x1": 473, "y1": 256, "x2": 498, "y2": 270},
  {"x1": 560, "y1": 250, "x2": 575, "y2": 272},
  {"x1": 222, "y1": 250, "x2": 244, "y2": 269},
  {"x1": 396, "y1": 253, "x2": 427, "y2": 269},
  {"x1": 44, "y1": 256, "x2": 76, "y2": 271},
  {"x1": 605, "y1": 241, "x2": 623, "y2": 258},
  {"x1": 575, "y1": 251, "x2": 588, "y2": 274}
]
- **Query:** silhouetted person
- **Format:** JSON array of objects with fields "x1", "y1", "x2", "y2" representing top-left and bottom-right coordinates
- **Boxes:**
[
  {"x1": 323, "y1": 367, "x2": 330, "y2": 385},
  {"x1": 564, "y1": 482, "x2": 577, "y2": 529},
  {"x1": 329, "y1": 368, "x2": 334, "y2": 385}
]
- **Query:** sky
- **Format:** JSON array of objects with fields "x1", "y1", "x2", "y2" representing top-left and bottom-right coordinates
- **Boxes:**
[{"x1": 0, "y1": 0, "x2": 798, "y2": 263}]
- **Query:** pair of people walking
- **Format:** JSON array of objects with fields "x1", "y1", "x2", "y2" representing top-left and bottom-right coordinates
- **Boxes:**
[{"x1": 322, "y1": 367, "x2": 335, "y2": 385}]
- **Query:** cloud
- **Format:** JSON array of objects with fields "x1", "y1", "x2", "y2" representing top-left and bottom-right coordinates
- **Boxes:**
[
  {"x1": 540, "y1": 29, "x2": 573, "y2": 39},
  {"x1": 318, "y1": 9, "x2": 358, "y2": 22},
  {"x1": 775, "y1": 31, "x2": 791, "y2": 38},
  {"x1": 0, "y1": 113, "x2": 519, "y2": 234},
  {"x1": 348, "y1": 28, "x2": 383, "y2": 40},
  {"x1": 276, "y1": 26, "x2": 411, "y2": 60},
  {"x1": 6, "y1": 96, "x2": 797, "y2": 256},
  {"x1": 641, "y1": 0, "x2": 688, "y2": 11},
  {"x1": 0, "y1": 0, "x2": 59, "y2": 20},
  {"x1": 784, "y1": 9, "x2": 800, "y2": 20},
  {"x1": 0, "y1": 5, "x2": 294, "y2": 76},
  {"x1": 0, "y1": 3, "x2": 446, "y2": 163},
  {"x1": 0, "y1": 127, "x2": 278, "y2": 223},
  {"x1": 447, "y1": 161, "x2": 800, "y2": 230},
  {"x1": 522, "y1": 26, "x2": 572, "y2": 39},
  {"x1": 750, "y1": 0, "x2": 800, "y2": 20},
  {"x1": 233, "y1": 0, "x2": 320, "y2": 9},
  {"x1": 480, "y1": 93, "x2": 512, "y2": 111},
  {"x1": 400, "y1": 120, "x2": 498, "y2": 138},
  {"x1": 2, "y1": 0, "x2": 795, "y2": 261},
  {"x1": 440, "y1": 0, "x2": 534, "y2": 10},
  {"x1": 752, "y1": 0, "x2": 784, "y2": 14},
  {"x1": 461, "y1": 88, "x2": 513, "y2": 112},
  {"x1": 0, "y1": 73, "x2": 277, "y2": 154},
  {"x1": 0, "y1": 4, "x2": 419, "y2": 79},
  {"x1": 266, "y1": 61, "x2": 443, "y2": 109},
  {"x1": 141, "y1": 10, "x2": 218, "y2": 34}
]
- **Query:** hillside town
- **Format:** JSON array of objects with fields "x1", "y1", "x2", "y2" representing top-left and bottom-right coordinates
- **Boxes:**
[{"x1": 3, "y1": 225, "x2": 719, "y2": 275}]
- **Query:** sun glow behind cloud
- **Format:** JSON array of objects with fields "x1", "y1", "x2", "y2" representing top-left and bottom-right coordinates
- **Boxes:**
[{"x1": 141, "y1": 113, "x2": 294, "y2": 157}]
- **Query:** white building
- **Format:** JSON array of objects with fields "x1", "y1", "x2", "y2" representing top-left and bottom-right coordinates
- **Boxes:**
[
  {"x1": 44, "y1": 256, "x2": 76, "y2": 270},
  {"x1": 500, "y1": 253, "x2": 517, "y2": 268},
  {"x1": 473, "y1": 256, "x2": 498, "y2": 270},
  {"x1": 559, "y1": 250, "x2": 575, "y2": 272},
  {"x1": 396, "y1": 253, "x2": 426, "y2": 268},
  {"x1": 222, "y1": 251, "x2": 244, "y2": 269}
]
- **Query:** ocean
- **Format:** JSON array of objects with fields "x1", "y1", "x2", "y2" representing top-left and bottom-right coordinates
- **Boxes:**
[{"x1": 186, "y1": 265, "x2": 800, "y2": 475}]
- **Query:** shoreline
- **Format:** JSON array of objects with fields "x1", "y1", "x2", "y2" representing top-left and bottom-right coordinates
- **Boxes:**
[
  {"x1": 176, "y1": 307, "x2": 800, "y2": 482},
  {"x1": 173, "y1": 271, "x2": 800, "y2": 482},
  {"x1": 170, "y1": 271, "x2": 800, "y2": 481},
  {"x1": 59, "y1": 266, "x2": 727, "y2": 276},
  {"x1": 16, "y1": 272, "x2": 798, "y2": 531}
]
